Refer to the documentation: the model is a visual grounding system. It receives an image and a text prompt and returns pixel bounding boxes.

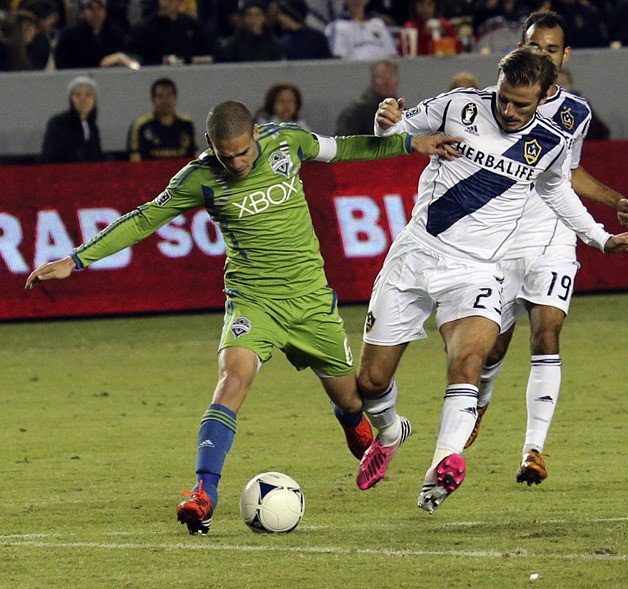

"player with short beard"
[354,48,628,514]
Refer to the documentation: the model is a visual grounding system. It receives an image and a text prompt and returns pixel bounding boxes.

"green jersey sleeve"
[296,129,412,163]
[72,173,204,268]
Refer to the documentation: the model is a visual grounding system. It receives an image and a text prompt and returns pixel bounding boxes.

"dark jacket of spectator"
[127,12,208,65]
[335,87,382,136]
[275,0,332,59]
[41,108,104,163]
[280,23,332,59]
[54,17,125,69]
[214,27,282,62]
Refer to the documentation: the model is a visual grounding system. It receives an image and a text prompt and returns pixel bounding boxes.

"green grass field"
[1,294,626,588]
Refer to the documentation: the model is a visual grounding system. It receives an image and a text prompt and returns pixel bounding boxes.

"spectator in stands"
[213,0,281,63]
[49,0,72,30]
[0,8,37,70]
[542,0,608,49]
[127,77,198,162]
[194,0,239,46]
[325,0,397,60]
[556,67,610,140]
[274,0,332,59]
[21,0,58,69]
[127,0,208,65]
[473,0,531,54]
[608,0,628,47]
[448,69,480,90]
[302,0,344,32]
[335,58,399,135]
[254,80,310,129]
[400,0,462,56]
[41,75,105,163]
[54,0,134,69]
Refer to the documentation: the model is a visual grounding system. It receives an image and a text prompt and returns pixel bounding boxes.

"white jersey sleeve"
[534,156,610,251]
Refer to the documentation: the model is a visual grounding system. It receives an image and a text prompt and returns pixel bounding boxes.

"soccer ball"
[239,471,305,533]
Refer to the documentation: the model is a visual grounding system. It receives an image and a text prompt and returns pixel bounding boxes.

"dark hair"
[498,47,557,99]
[521,10,570,47]
[206,101,254,140]
[262,81,302,117]
[151,77,177,98]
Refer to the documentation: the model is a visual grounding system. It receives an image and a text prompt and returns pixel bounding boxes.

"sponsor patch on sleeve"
[154,190,172,206]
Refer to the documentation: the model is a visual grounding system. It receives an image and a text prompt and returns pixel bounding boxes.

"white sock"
[478,359,504,408]
[429,384,478,473]
[523,355,561,456]
[362,379,400,445]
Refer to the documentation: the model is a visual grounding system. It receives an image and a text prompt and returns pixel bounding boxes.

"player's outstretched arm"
[603,232,628,254]
[25,256,76,290]
[411,135,462,161]
[617,198,628,227]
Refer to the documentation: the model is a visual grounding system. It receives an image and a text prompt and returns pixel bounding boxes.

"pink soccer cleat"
[356,416,412,490]
[418,453,466,514]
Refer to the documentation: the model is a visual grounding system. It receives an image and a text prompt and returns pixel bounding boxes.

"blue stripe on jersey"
[257,125,279,140]
[218,217,249,261]
[426,168,516,236]
[325,286,338,313]
[502,124,562,164]
[75,208,144,254]
[202,184,215,208]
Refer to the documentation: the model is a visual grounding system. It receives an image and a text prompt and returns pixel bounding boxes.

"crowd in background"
[1,0,627,71]
[0,0,618,164]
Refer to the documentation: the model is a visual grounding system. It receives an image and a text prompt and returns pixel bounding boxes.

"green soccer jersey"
[73,123,412,298]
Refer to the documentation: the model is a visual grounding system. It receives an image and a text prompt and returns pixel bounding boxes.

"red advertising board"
[1,141,626,320]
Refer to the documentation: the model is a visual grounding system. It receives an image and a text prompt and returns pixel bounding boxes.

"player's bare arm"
[603,232,628,254]
[375,97,405,130]
[410,135,462,161]
[571,166,627,221]
[25,256,76,290]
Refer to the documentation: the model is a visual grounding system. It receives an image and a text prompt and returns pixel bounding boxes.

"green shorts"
[219,286,354,377]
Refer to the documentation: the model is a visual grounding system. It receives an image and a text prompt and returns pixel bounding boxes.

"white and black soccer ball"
[239,471,304,533]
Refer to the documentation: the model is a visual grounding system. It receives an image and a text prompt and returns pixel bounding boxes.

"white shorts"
[363,238,504,346]
[500,255,580,331]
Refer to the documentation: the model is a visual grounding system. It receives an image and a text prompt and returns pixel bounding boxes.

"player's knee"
[530,328,561,355]
[449,354,484,386]
[336,396,363,414]
[357,368,389,398]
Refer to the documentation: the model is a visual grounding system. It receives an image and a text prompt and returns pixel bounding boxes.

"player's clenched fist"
[376,97,406,130]
[25,256,77,290]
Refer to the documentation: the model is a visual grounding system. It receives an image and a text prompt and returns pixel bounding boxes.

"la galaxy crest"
[559,107,575,130]
[523,139,542,165]
[269,151,291,178]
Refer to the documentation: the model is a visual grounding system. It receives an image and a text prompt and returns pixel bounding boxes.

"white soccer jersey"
[325,18,397,60]
[375,88,609,263]
[504,86,592,259]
